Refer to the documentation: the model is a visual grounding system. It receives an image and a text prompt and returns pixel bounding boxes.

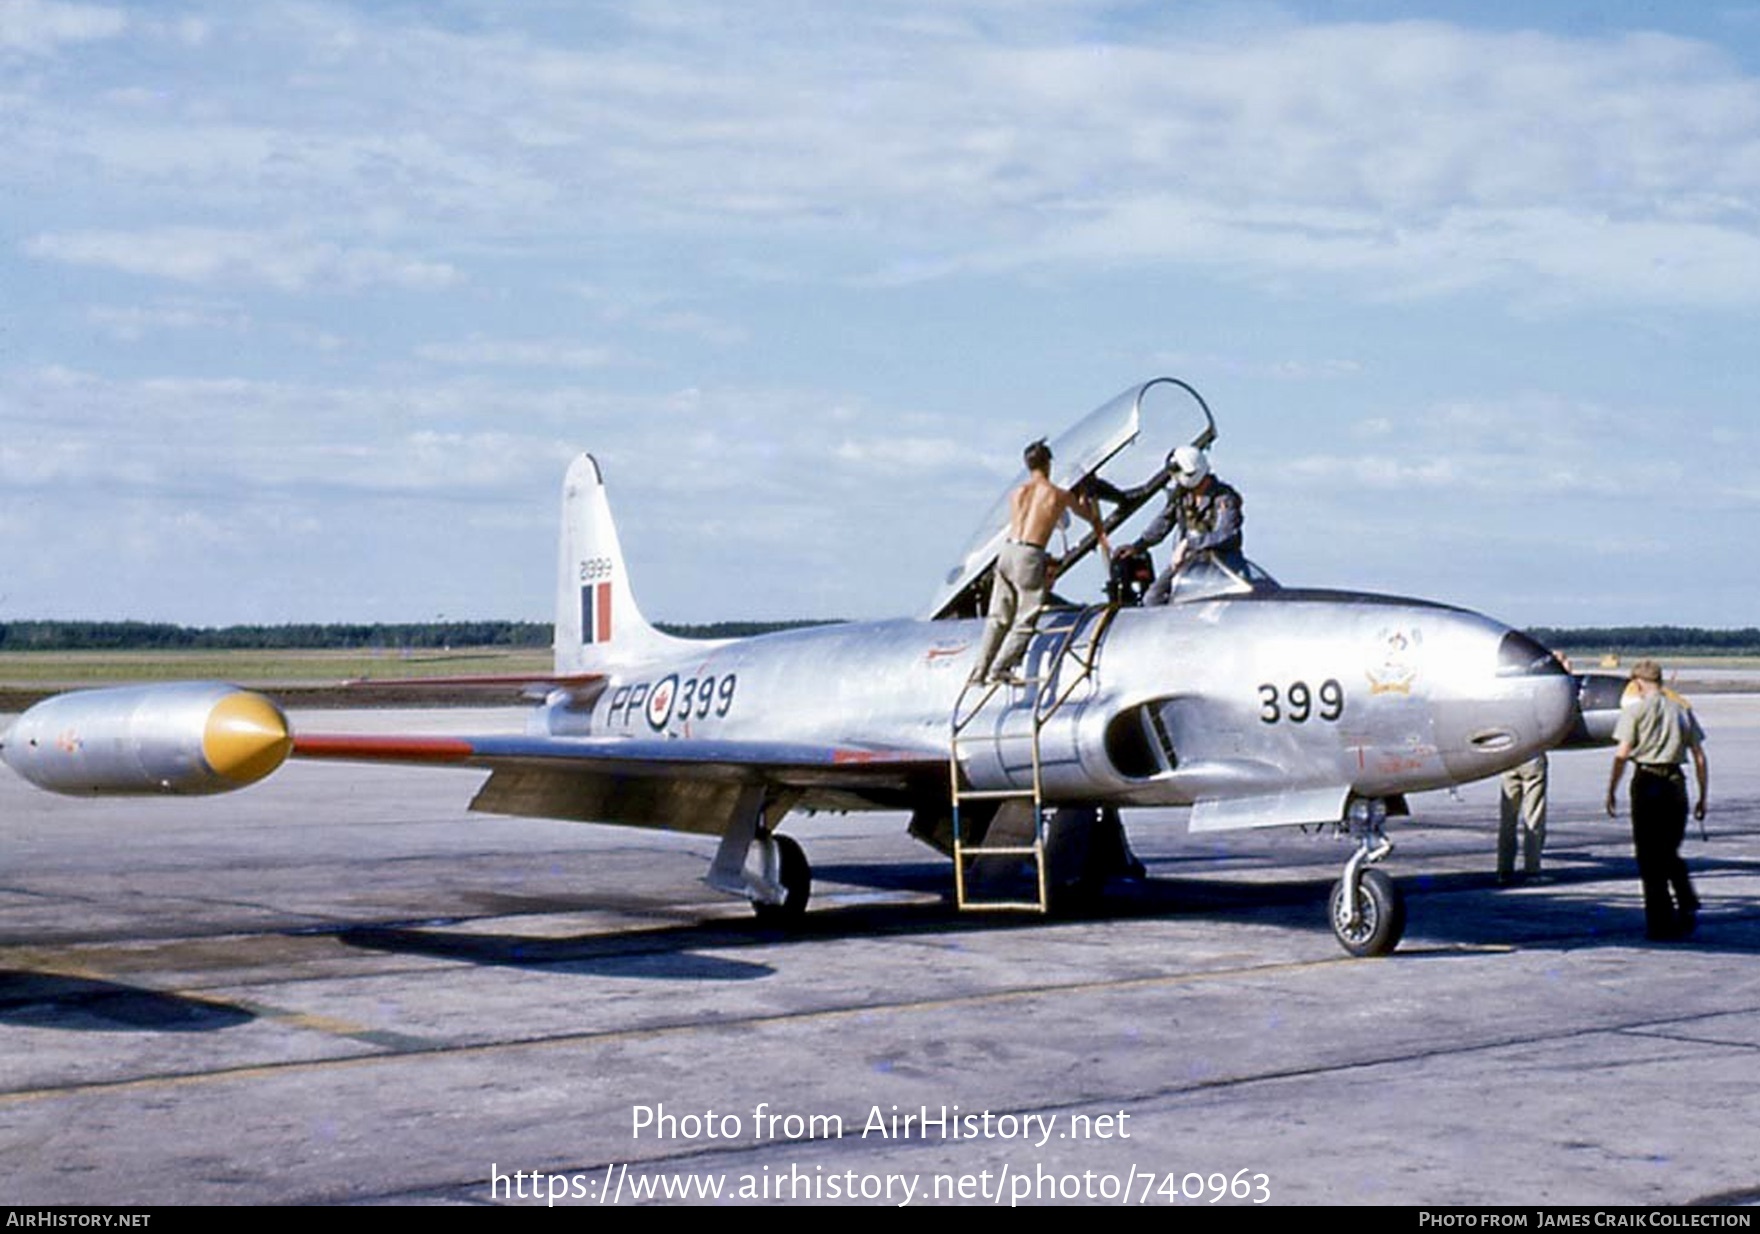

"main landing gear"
[750,832,811,926]
[1328,797,1406,957]
[704,786,812,927]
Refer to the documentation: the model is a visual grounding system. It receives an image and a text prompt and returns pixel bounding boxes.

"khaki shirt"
[1613,691,1705,766]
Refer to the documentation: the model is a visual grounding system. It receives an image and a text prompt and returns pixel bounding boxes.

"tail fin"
[554,454,691,672]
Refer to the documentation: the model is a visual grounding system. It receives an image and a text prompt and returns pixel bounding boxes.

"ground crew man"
[1497,754,1548,883]
[1605,659,1709,940]
[971,440,1109,685]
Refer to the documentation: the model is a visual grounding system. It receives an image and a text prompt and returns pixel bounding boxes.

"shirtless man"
[970,439,1111,685]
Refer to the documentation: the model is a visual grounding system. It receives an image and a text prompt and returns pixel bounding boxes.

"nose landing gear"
[1328,798,1406,957]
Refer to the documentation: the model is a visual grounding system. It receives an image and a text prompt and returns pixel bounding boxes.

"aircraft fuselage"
[566,590,1576,825]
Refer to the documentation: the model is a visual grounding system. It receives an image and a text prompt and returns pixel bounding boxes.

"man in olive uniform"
[1605,659,1709,940]
[1497,754,1548,884]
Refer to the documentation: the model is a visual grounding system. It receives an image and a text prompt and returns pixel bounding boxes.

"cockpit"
[927,377,1280,619]
[1154,553,1280,606]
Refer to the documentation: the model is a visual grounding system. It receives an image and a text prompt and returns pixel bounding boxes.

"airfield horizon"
[2,643,1758,694]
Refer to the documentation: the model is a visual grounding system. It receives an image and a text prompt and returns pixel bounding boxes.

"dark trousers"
[1631,767,1697,937]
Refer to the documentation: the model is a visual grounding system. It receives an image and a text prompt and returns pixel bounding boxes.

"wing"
[0,681,942,838]
[291,731,947,835]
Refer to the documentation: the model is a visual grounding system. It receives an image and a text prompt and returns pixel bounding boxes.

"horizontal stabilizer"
[337,673,607,707]
[343,673,604,690]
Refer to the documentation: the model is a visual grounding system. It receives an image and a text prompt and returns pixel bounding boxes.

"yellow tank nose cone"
[202,691,292,785]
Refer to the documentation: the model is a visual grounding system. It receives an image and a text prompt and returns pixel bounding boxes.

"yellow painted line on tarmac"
[243,1006,378,1038]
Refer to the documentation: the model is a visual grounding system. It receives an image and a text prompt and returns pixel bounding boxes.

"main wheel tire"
[1328,868,1406,957]
[752,833,811,927]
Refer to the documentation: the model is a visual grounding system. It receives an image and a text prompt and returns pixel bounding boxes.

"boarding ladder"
[948,603,1119,910]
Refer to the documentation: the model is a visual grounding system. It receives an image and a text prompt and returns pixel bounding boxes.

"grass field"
[0,646,553,686]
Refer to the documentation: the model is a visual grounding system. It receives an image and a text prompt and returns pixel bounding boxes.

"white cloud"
[832,435,966,472]
[0,0,123,55]
[0,366,991,512]
[11,8,1760,305]
[12,6,1760,354]
[414,337,615,369]
[0,364,1008,621]
[86,299,250,341]
[643,310,746,347]
[1284,453,1462,491]
[568,286,748,346]
[0,437,104,485]
[1151,349,1364,381]
[4,5,1760,625]
[25,227,458,291]
[0,365,571,493]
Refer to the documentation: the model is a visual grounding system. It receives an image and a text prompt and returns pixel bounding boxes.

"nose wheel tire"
[1329,868,1405,957]
[752,833,811,927]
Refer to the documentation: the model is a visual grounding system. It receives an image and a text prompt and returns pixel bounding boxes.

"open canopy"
[925,377,1258,619]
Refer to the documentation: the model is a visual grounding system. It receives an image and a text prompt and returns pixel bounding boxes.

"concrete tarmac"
[2,697,1757,1207]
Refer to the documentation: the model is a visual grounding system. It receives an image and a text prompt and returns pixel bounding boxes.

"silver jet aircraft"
[1,379,1617,956]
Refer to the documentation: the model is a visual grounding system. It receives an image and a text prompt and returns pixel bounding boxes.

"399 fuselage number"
[1258,678,1344,724]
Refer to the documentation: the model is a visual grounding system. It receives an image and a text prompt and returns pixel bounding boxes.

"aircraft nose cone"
[201,691,292,786]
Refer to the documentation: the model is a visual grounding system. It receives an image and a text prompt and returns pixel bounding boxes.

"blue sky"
[2,0,1756,628]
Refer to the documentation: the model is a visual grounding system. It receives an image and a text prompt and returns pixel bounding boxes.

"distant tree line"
[0,619,841,651]
[1528,626,1760,656]
[1,620,1752,655]
[658,620,841,640]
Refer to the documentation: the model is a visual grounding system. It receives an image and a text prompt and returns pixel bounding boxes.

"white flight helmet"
[1168,444,1210,489]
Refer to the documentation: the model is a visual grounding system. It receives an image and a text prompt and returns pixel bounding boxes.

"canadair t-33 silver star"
[1,379,1619,956]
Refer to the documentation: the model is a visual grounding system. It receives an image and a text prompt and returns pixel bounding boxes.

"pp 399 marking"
[605,673,739,732]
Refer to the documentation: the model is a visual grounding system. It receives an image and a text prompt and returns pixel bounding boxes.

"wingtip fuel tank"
[1,683,291,797]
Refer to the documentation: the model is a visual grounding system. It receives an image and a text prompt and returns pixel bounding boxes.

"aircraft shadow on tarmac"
[336,851,1760,973]
[0,970,255,1033]
[8,853,1756,1033]
[1415,850,1760,955]
[336,922,778,980]
[824,852,1760,946]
